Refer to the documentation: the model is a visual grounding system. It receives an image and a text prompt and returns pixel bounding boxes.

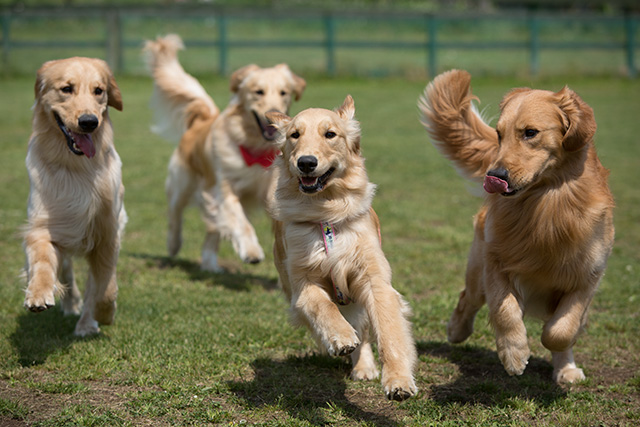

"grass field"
[0,73,639,426]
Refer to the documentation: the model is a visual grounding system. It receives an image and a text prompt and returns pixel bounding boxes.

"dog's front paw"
[554,365,585,384]
[351,364,379,381]
[326,330,360,357]
[383,375,418,401]
[24,287,56,312]
[242,245,264,265]
[498,343,530,376]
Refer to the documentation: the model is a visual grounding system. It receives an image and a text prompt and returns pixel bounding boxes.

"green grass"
[0,74,639,426]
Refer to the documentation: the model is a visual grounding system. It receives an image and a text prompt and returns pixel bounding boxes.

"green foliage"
[0,74,638,425]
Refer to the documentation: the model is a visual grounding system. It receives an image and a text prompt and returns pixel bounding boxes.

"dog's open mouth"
[252,111,278,141]
[299,168,335,194]
[54,113,96,158]
[483,175,519,197]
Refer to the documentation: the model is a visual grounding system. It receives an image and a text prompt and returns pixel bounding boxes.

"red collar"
[239,145,279,168]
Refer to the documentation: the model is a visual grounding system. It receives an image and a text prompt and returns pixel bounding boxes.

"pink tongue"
[483,175,509,194]
[73,133,95,158]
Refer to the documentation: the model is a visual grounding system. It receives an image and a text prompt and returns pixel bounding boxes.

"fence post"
[625,14,637,78]
[426,14,437,78]
[106,9,122,73]
[529,12,540,77]
[218,12,228,75]
[2,12,10,71]
[324,13,336,76]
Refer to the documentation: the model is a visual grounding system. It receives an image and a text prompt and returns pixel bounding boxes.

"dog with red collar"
[144,34,306,272]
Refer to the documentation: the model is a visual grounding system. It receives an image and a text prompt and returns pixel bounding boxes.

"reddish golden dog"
[144,34,305,272]
[267,96,417,400]
[23,57,126,336]
[419,70,614,384]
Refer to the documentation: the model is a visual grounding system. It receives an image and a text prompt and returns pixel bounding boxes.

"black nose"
[297,156,318,174]
[487,167,509,181]
[78,114,99,132]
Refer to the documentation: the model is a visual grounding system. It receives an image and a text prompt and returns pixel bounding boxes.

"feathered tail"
[418,69,498,183]
[143,34,219,143]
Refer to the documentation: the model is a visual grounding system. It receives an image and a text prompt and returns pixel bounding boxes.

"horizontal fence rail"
[1,6,638,78]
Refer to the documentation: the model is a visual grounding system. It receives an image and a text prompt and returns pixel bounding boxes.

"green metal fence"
[1,6,638,78]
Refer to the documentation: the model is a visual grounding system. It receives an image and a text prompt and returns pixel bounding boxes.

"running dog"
[267,96,418,400]
[144,34,306,272]
[419,69,614,384]
[23,57,126,336]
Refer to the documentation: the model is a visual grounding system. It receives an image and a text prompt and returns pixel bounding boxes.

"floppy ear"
[34,60,55,100]
[106,69,123,111]
[265,111,291,129]
[336,95,355,120]
[230,64,260,93]
[274,63,306,101]
[555,86,596,152]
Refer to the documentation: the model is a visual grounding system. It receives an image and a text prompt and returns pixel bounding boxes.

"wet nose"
[297,156,318,174]
[78,114,99,132]
[487,167,509,181]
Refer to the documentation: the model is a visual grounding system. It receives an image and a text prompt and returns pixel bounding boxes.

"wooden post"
[218,12,227,75]
[106,9,122,73]
[324,13,336,76]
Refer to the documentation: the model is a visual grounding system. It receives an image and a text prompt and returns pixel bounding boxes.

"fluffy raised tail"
[418,69,498,182]
[143,34,219,143]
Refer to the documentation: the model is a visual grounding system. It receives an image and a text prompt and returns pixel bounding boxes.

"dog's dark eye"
[280,90,287,96]
[325,131,336,139]
[290,131,300,139]
[94,87,104,96]
[255,89,264,96]
[61,86,73,94]
[524,129,539,139]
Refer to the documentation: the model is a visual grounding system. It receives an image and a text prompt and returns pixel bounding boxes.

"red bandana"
[239,145,279,168]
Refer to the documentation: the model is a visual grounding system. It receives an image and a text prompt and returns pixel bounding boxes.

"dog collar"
[321,222,351,305]
[239,145,279,168]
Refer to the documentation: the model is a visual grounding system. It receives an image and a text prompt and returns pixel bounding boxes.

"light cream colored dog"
[419,69,615,384]
[23,57,126,336]
[144,34,306,272]
[267,96,418,401]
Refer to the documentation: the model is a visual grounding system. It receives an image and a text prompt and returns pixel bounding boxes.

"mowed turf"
[0,74,639,426]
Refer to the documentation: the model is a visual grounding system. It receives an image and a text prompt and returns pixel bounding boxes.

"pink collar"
[239,145,279,168]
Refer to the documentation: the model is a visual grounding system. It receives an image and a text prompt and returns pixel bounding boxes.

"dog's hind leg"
[166,151,197,258]
[59,255,82,316]
[447,235,486,343]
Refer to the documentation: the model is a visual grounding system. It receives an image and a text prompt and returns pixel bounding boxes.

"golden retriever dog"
[419,69,614,384]
[23,57,126,336]
[266,96,418,400]
[144,34,306,272]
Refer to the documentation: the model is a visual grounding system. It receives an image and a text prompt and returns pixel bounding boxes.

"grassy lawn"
[0,73,639,426]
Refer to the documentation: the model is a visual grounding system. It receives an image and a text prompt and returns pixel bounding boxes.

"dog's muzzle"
[54,113,97,158]
[297,155,334,194]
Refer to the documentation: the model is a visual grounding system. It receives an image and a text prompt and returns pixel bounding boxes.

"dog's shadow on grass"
[419,341,567,407]
[127,252,278,292]
[227,355,401,426]
[9,309,104,367]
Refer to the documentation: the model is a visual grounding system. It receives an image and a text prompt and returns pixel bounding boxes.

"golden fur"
[23,57,126,336]
[144,34,306,272]
[419,69,615,384]
[267,96,418,400]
